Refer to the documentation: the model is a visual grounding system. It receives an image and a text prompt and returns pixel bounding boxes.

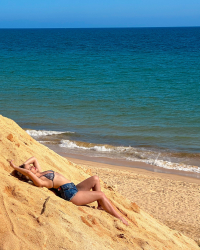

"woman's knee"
[92,175,100,182]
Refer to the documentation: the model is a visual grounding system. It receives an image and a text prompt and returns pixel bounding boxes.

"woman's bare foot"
[119,216,129,226]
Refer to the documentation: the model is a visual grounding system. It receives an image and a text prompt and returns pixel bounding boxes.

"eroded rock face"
[0,115,199,250]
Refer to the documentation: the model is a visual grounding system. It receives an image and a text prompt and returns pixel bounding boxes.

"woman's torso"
[38,171,71,189]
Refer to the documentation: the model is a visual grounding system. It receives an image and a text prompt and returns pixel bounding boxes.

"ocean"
[0,27,200,174]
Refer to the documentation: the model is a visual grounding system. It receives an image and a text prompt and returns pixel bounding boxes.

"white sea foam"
[93,145,112,152]
[59,140,113,152]
[26,129,71,137]
[60,140,80,149]
[148,159,200,173]
[127,157,200,173]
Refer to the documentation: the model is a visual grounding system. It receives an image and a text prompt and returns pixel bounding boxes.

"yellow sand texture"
[0,115,199,250]
[77,161,200,243]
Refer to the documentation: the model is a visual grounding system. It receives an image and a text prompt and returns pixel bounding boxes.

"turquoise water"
[0,28,200,171]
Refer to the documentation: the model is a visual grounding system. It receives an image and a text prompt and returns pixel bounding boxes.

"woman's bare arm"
[23,156,42,172]
[9,160,45,187]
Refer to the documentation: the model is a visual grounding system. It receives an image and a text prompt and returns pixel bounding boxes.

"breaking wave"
[59,139,200,173]
[25,129,200,174]
[26,129,74,137]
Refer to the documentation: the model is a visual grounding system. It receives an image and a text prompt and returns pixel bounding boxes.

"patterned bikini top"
[39,170,55,188]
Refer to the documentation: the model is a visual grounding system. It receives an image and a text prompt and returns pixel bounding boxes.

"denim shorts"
[58,182,78,201]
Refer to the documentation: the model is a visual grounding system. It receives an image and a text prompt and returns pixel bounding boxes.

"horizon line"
[0,26,200,29]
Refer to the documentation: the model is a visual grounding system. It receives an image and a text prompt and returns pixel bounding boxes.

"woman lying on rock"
[8,157,128,225]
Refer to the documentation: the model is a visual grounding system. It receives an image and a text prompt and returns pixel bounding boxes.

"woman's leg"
[71,190,128,225]
[76,175,101,191]
[76,176,102,209]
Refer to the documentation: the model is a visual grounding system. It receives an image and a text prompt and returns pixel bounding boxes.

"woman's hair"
[12,164,29,182]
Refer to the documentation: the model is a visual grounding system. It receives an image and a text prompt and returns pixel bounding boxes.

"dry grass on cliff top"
[0,115,199,250]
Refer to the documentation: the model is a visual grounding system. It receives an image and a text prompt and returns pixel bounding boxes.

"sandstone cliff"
[0,115,199,250]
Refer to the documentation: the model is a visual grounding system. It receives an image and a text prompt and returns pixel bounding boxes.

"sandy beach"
[66,156,200,243]
[1,115,200,249]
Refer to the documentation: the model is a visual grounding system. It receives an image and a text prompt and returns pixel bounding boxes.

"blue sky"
[0,0,200,28]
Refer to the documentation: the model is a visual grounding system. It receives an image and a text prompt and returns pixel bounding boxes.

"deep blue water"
[0,28,200,169]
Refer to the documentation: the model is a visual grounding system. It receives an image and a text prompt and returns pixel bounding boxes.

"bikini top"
[39,170,55,188]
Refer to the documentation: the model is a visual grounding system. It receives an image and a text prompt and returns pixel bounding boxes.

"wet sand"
[66,156,200,243]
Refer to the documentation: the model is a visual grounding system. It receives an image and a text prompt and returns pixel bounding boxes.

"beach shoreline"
[65,155,200,184]
[43,141,200,179]
[29,135,200,177]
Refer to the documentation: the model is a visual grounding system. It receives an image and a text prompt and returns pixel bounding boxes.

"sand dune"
[0,115,199,249]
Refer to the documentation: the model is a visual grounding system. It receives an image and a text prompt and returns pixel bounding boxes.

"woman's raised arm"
[23,156,42,172]
[8,160,45,187]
